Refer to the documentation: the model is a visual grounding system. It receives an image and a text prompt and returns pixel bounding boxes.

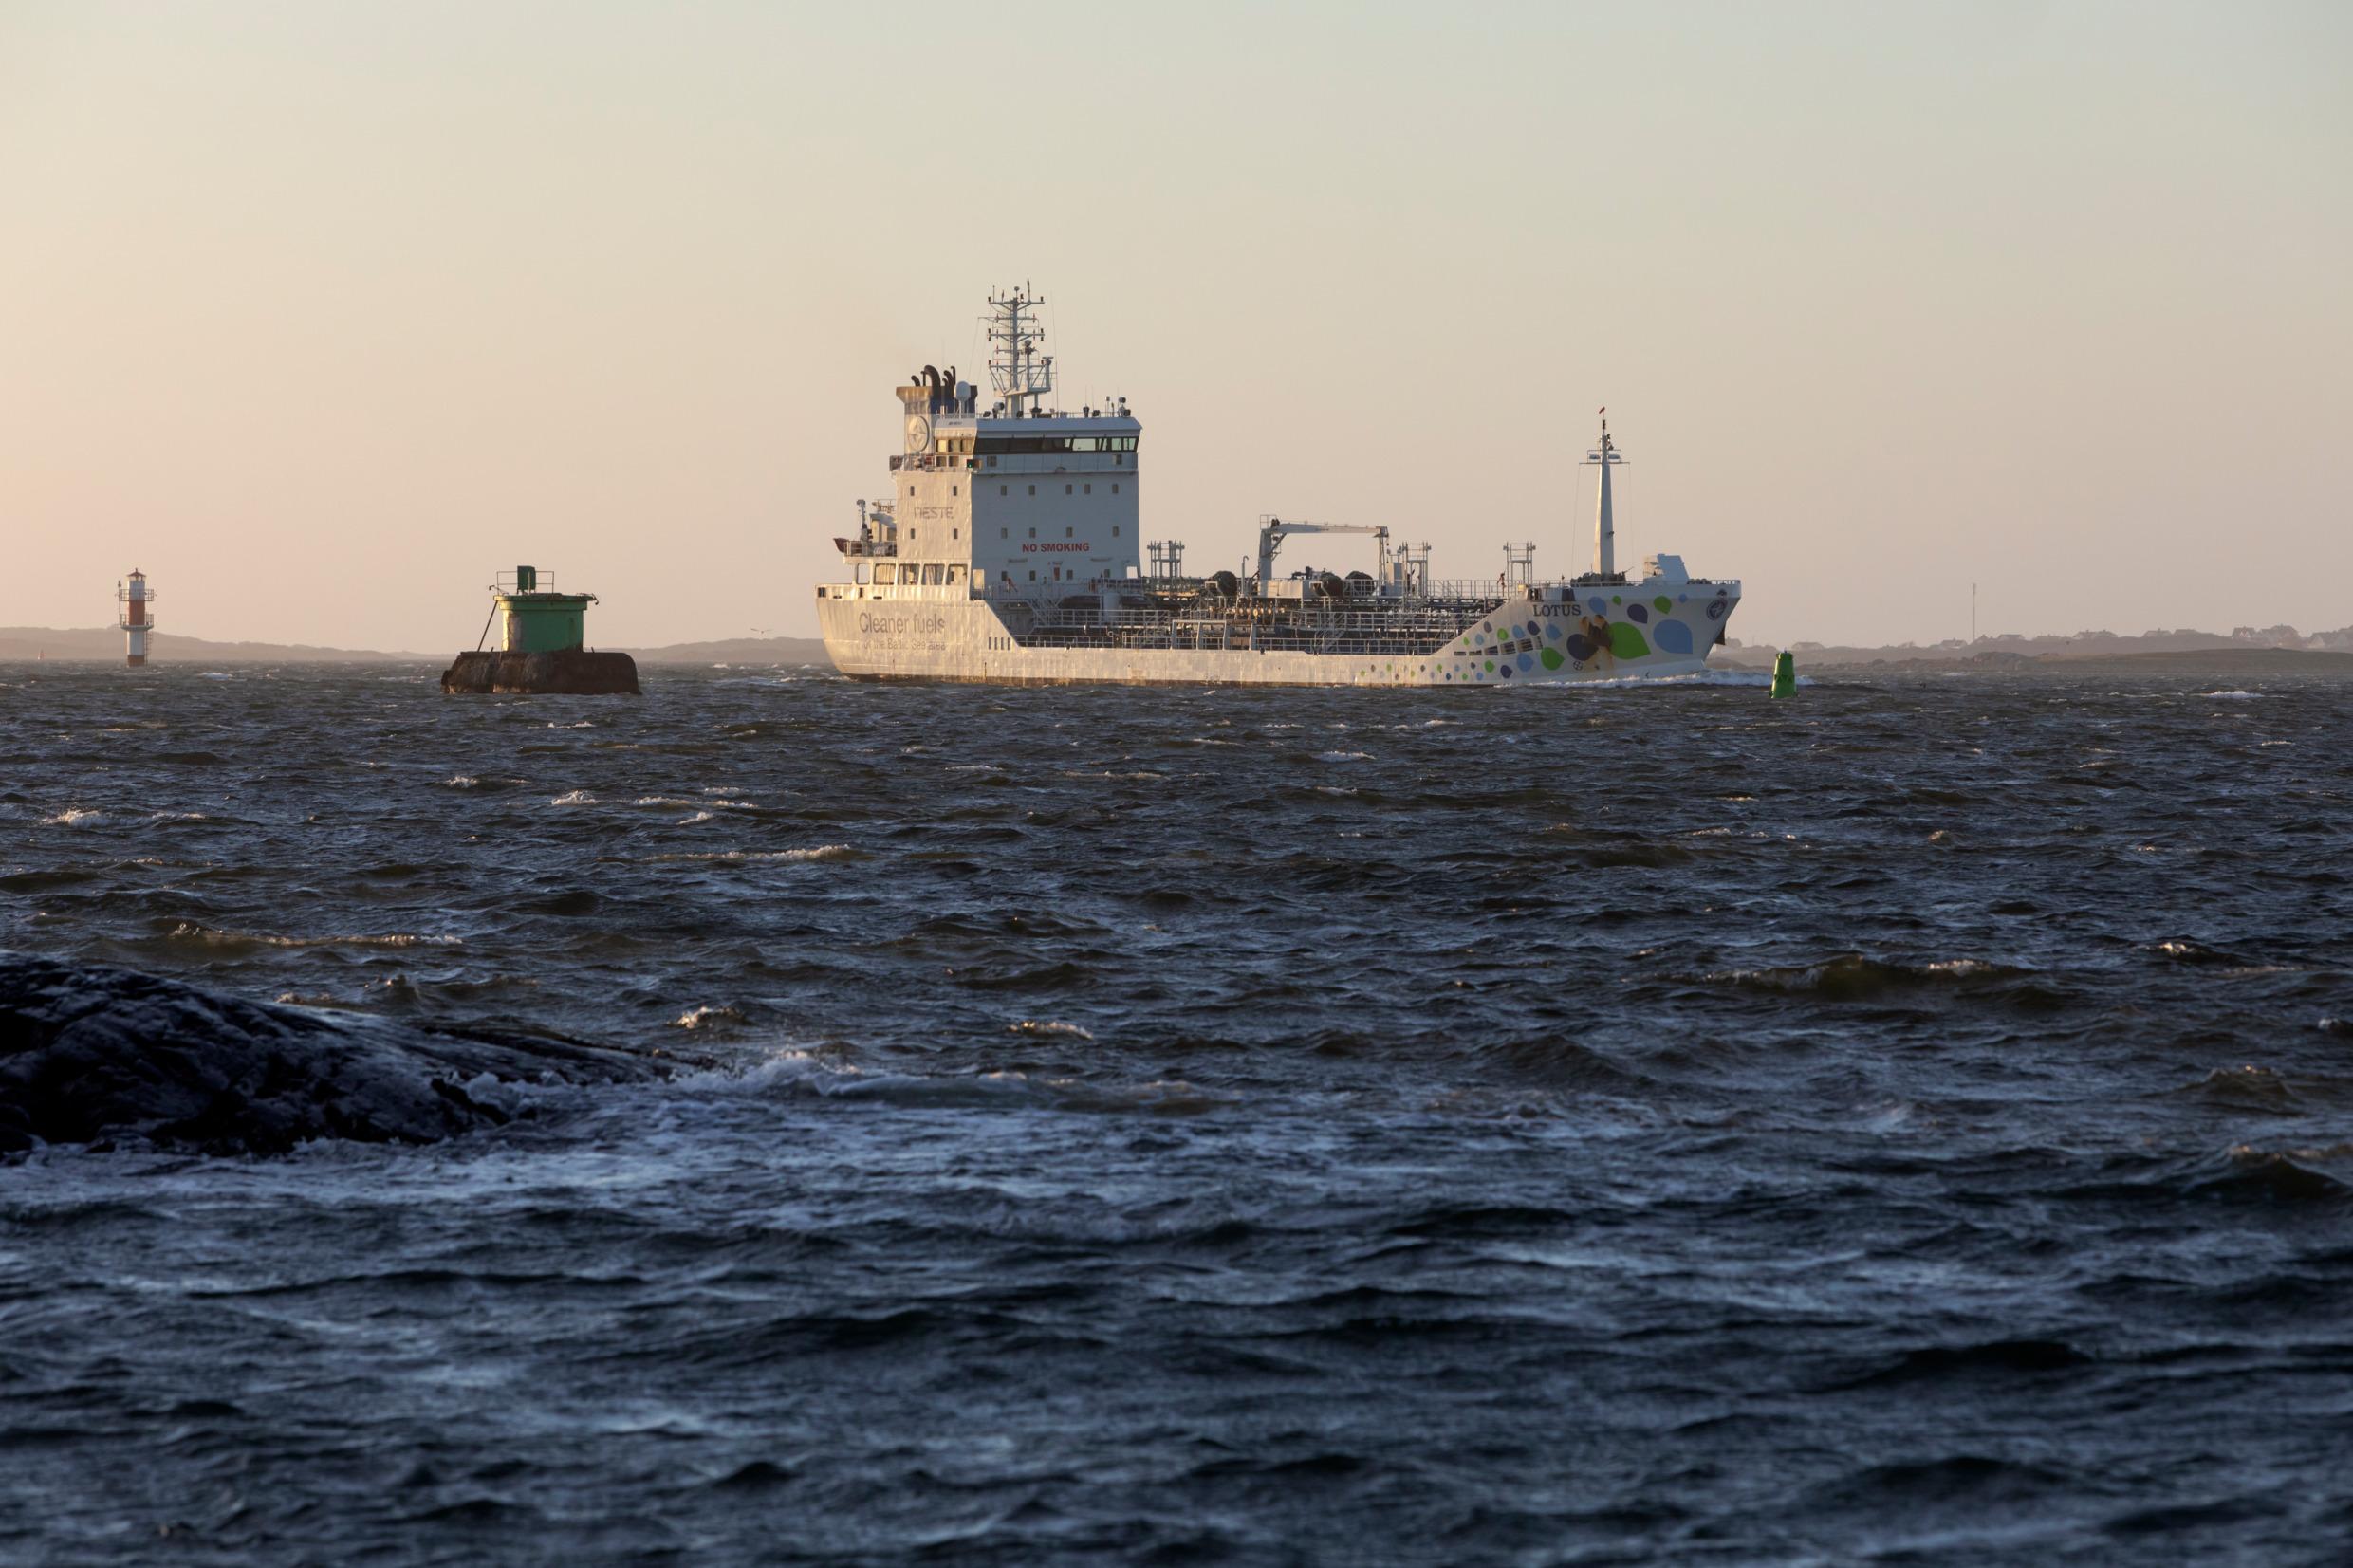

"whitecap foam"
[1499,667,1795,692]
[685,1048,1225,1114]
[170,923,461,949]
[2199,690,2269,700]
[549,790,597,806]
[639,843,859,865]
[1010,1020,1096,1041]
[737,1052,1044,1108]
[42,808,103,826]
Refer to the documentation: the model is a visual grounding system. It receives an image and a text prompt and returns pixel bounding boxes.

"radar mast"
[983,285,1055,415]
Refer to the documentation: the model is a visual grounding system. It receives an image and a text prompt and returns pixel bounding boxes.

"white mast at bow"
[1582,409,1626,578]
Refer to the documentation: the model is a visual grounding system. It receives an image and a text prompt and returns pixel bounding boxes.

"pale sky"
[4,1,2348,652]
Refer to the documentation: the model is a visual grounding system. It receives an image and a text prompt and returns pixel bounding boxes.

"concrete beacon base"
[439,650,640,695]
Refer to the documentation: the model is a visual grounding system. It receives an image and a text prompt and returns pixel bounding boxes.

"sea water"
[3,663,2350,1562]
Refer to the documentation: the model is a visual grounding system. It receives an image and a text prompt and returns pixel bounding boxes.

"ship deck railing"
[1424,579,1530,600]
[997,596,1514,658]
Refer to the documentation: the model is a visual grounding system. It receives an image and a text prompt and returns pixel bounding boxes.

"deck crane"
[1253,517,1391,588]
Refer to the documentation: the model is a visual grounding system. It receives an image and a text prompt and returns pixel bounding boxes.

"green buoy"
[1769,650,1796,699]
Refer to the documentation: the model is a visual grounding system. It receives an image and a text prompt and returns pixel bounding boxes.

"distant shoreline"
[7,627,2348,676]
[1718,643,2353,675]
[0,629,832,666]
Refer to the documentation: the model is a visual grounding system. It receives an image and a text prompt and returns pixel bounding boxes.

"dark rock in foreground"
[440,649,640,694]
[0,952,692,1155]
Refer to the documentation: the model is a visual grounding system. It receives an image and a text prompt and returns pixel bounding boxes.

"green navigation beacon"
[440,564,639,694]
[495,565,596,654]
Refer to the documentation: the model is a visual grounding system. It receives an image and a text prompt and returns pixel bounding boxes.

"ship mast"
[983,284,1055,415]
[1581,408,1626,578]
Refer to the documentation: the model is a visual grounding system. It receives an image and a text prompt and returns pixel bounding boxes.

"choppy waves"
[4,662,2352,1561]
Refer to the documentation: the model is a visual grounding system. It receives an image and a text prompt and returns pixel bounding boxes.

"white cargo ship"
[817,288,1740,685]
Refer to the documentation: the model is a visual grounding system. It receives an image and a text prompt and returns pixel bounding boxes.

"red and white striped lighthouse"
[117,570,155,666]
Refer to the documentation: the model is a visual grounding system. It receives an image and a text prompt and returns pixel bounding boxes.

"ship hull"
[818,584,1739,687]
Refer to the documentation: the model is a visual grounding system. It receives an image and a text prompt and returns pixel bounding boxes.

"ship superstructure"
[817,288,1739,685]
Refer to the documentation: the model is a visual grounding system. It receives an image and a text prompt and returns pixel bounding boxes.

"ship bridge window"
[875,563,898,584]
[974,434,1139,456]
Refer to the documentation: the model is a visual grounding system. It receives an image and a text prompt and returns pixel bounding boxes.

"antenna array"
[983,284,1055,414]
